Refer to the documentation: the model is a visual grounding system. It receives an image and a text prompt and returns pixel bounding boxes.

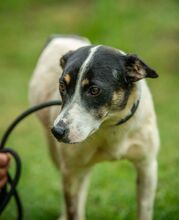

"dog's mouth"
[62,138,79,145]
[52,134,82,145]
[53,128,97,145]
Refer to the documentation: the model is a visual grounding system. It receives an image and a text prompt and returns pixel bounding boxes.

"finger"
[6,153,11,167]
[0,153,10,167]
[0,176,8,188]
[0,168,7,178]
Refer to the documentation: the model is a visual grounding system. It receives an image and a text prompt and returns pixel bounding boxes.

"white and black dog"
[29,35,160,220]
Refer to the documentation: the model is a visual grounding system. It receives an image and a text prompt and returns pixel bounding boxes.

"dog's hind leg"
[134,159,158,220]
[60,168,91,220]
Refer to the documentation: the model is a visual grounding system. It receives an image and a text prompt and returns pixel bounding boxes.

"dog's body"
[29,36,160,220]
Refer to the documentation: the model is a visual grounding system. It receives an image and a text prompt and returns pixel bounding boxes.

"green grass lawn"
[0,0,179,219]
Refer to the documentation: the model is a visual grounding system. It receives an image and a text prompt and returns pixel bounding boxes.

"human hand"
[0,153,10,188]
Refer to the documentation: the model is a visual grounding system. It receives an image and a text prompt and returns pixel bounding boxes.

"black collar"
[115,99,140,126]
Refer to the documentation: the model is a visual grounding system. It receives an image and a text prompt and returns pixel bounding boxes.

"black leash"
[0,100,62,220]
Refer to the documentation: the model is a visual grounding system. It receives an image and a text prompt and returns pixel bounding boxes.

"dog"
[29,35,160,220]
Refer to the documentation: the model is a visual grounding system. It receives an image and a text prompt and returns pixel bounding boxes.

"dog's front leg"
[61,168,91,220]
[134,159,158,220]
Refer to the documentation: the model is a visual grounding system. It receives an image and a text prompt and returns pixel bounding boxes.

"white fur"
[29,37,160,220]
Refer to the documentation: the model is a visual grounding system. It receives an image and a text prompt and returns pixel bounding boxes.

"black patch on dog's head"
[60,46,93,70]
[59,45,158,120]
[60,50,74,69]
[79,46,134,114]
[59,46,93,103]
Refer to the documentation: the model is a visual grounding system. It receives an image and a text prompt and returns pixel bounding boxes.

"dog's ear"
[60,50,74,69]
[124,54,158,82]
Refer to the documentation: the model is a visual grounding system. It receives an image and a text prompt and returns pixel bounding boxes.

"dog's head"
[51,45,158,144]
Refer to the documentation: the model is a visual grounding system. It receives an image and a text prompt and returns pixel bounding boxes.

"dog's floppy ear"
[60,50,74,69]
[124,54,158,82]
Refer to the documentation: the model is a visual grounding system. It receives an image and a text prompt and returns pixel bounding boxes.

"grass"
[0,0,179,219]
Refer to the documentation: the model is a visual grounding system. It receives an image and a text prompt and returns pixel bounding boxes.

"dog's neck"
[114,98,140,126]
[115,82,141,126]
[103,82,141,127]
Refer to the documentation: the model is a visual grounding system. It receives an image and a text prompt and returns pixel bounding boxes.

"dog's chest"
[61,125,129,168]
[88,126,129,163]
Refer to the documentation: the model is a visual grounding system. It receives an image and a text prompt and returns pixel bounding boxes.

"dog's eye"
[59,81,66,94]
[88,86,101,96]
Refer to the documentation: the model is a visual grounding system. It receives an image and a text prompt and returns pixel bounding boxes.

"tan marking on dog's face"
[81,78,89,87]
[97,106,109,119]
[90,105,109,119]
[64,74,71,84]
[112,91,124,106]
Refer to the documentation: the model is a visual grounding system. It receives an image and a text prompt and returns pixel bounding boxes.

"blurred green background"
[0,0,179,219]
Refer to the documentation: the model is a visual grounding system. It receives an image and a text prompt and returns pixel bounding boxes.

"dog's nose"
[51,122,66,140]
